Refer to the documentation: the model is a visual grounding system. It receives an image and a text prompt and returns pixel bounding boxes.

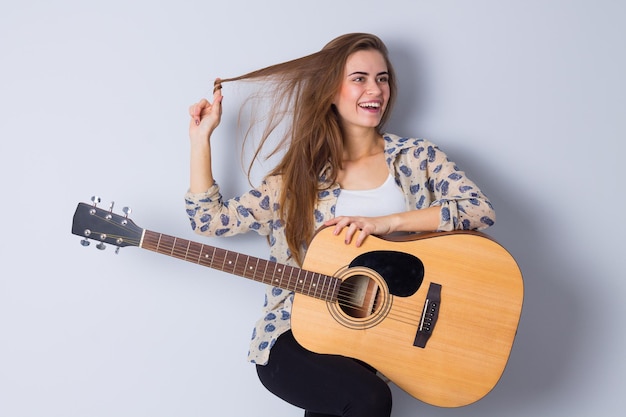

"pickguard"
[349,250,424,297]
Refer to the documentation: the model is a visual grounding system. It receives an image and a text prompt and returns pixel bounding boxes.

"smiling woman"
[184,33,495,416]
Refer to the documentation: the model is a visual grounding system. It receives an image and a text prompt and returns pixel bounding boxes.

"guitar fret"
[222,251,237,274]
[185,240,191,260]
[226,251,233,272]
[170,237,176,256]
[302,270,310,296]
[220,249,227,271]
[271,262,279,286]
[171,237,179,257]
[308,272,315,297]
[210,246,217,268]
[279,264,286,289]
[261,260,269,285]
[195,242,203,264]
[301,270,308,295]
[282,266,290,291]
[289,266,297,293]
[233,253,240,274]
[300,270,307,294]
[234,253,240,275]
[251,258,260,282]
[310,272,318,297]
[241,255,249,277]
[331,276,339,301]
[298,269,304,293]
[320,275,327,299]
[294,268,301,294]
[198,245,206,266]
[313,273,321,298]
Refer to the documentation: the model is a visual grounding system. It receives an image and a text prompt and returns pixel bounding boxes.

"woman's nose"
[366,81,382,95]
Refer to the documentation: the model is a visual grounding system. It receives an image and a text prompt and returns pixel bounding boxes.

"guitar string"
[94,220,423,327]
[142,232,424,327]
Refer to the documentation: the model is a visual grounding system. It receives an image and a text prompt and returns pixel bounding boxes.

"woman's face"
[333,49,390,133]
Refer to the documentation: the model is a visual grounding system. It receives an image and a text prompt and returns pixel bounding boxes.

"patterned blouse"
[184,133,496,365]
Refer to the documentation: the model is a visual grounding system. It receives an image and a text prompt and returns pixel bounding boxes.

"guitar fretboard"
[141,230,340,302]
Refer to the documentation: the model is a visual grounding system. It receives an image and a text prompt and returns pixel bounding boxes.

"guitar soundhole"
[339,274,383,319]
[328,266,392,329]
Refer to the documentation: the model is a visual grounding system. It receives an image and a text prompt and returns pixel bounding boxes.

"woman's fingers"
[324,216,377,247]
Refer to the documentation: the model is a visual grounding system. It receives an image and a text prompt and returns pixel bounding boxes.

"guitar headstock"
[71,197,143,252]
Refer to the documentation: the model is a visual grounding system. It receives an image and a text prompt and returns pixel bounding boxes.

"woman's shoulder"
[383,133,436,154]
[257,174,284,198]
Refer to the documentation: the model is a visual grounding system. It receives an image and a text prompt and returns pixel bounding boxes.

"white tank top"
[335,174,407,217]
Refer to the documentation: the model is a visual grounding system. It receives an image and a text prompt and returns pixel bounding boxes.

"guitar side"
[291,228,523,408]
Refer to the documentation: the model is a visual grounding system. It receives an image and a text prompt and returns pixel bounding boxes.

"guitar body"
[292,227,523,408]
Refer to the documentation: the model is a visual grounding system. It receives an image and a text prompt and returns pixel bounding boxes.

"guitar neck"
[140,230,340,302]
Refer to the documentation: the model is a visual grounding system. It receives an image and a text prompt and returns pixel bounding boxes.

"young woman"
[185,33,495,417]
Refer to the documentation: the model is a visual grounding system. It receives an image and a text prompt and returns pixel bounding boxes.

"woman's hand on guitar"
[324,216,393,247]
[189,78,223,144]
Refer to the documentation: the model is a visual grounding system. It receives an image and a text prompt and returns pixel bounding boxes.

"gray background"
[1,0,624,416]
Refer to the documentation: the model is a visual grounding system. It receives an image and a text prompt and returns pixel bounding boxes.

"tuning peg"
[115,247,121,255]
[120,206,132,225]
[91,196,101,207]
[96,242,106,250]
[104,201,116,220]
[80,238,91,247]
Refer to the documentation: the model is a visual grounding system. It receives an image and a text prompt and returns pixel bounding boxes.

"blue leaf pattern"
[481,216,495,227]
[441,206,450,222]
[259,196,270,210]
[237,205,251,218]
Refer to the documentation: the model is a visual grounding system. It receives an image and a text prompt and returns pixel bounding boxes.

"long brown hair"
[220,33,397,264]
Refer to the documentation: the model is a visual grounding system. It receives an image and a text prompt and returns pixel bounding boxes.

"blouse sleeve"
[184,177,281,238]
[402,140,496,231]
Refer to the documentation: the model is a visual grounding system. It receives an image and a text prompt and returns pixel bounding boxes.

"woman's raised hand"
[188,78,223,144]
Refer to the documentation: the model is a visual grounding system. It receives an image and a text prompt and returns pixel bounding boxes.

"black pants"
[256,330,392,417]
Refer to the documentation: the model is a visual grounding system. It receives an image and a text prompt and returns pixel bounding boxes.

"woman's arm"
[188,80,223,193]
[325,207,441,247]
[325,139,495,247]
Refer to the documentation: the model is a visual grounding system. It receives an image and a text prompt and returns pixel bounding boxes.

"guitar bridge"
[413,283,442,348]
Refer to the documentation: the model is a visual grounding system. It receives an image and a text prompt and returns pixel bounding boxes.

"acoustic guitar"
[71,199,523,408]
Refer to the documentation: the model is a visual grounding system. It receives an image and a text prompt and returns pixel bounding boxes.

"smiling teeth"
[360,102,380,108]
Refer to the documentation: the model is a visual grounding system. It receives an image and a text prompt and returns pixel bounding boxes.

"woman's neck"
[342,129,384,162]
